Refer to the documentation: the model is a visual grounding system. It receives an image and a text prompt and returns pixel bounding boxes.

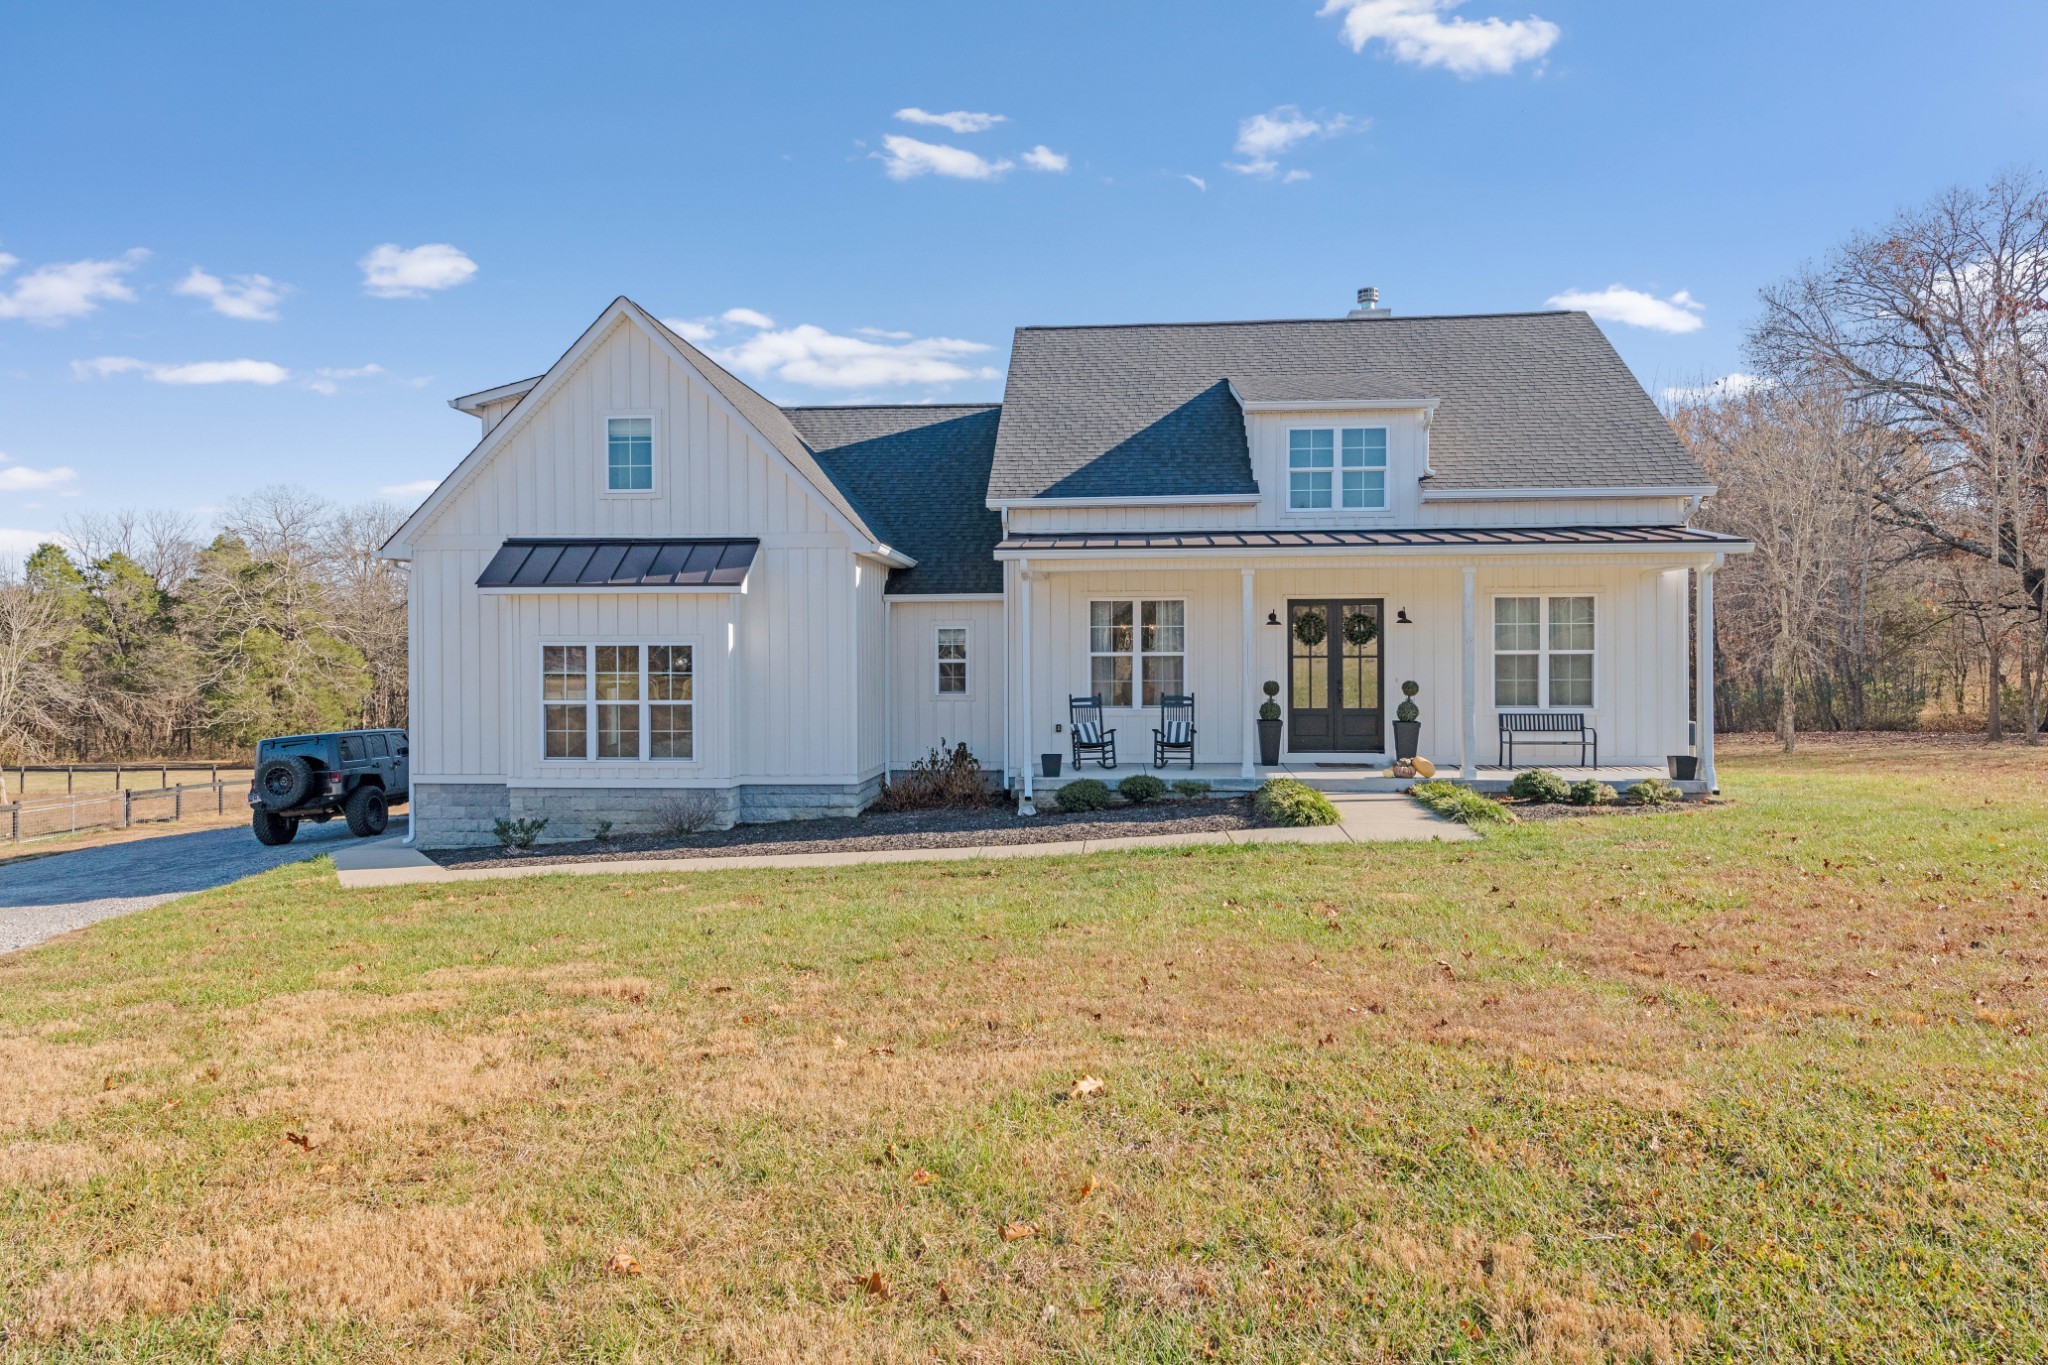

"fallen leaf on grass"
[860,1270,890,1299]
[284,1131,315,1152]
[910,1168,934,1186]
[1076,1174,1099,1201]
[1069,1075,1105,1099]
[608,1251,643,1276]
[1001,1221,1038,1242]
[869,1046,895,1057]
[1687,1231,1711,1253]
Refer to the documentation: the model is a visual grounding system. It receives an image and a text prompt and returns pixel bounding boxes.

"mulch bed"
[429,796,1276,870]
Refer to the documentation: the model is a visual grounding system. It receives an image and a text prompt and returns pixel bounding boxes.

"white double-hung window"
[1088,599,1185,707]
[1288,427,1387,511]
[606,416,654,492]
[543,644,694,760]
[1493,596,1595,708]
[936,626,968,695]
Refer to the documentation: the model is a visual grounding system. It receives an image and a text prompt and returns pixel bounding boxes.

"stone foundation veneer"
[409,777,883,848]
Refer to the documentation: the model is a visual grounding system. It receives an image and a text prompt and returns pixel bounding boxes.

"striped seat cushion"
[1074,721,1102,745]
[1160,720,1192,745]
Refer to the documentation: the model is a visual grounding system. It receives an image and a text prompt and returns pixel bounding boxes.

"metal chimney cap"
[1356,286,1379,307]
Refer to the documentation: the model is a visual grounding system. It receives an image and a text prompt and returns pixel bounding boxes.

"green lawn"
[1,736,2043,1361]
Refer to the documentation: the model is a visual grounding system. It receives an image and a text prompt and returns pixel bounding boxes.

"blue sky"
[3,0,2046,560]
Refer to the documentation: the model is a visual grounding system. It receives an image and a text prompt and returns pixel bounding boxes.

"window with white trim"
[543,644,694,760]
[1493,596,1594,708]
[1088,599,1184,707]
[606,416,653,491]
[1288,426,1387,510]
[936,626,968,695]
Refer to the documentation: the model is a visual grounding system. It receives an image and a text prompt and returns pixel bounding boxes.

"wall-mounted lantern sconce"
[1265,611,1282,626]
[1395,609,1413,624]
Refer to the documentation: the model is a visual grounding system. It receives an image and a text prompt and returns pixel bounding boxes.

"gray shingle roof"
[784,405,1003,595]
[988,311,1707,499]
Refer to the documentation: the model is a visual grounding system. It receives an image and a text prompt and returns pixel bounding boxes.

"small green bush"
[1507,769,1573,803]
[1569,779,1618,807]
[1118,774,1167,804]
[1629,776,1685,806]
[1172,779,1213,799]
[1410,780,1516,829]
[590,819,615,843]
[493,817,548,851]
[1055,778,1114,813]
[1253,778,1341,827]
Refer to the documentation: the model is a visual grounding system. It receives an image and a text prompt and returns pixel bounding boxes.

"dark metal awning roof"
[997,525,1750,554]
[476,538,759,590]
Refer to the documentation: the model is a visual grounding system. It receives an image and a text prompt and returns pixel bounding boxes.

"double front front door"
[1287,599,1384,753]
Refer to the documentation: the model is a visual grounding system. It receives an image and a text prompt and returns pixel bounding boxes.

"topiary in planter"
[1253,778,1341,827]
[1568,779,1618,807]
[1506,769,1573,804]
[1118,774,1167,804]
[1396,679,1420,725]
[1259,679,1282,723]
[1054,778,1114,813]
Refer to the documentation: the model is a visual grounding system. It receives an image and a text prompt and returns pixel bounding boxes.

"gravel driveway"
[0,819,371,954]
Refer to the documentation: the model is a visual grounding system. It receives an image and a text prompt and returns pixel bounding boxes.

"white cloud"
[0,453,78,494]
[1181,174,1208,192]
[358,242,477,298]
[1547,285,1705,334]
[721,306,775,329]
[75,356,293,385]
[380,478,440,499]
[1662,373,1762,404]
[662,316,718,342]
[1226,106,1365,177]
[893,107,1006,134]
[710,321,999,390]
[173,267,285,321]
[0,527,60,569]
[309,363,386,395]
[1021,145,1069,173]
[0,248,148,325]
[876,135,1013,182]
[1319,0,1559,76]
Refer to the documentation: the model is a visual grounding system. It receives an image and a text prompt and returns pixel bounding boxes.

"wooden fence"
[4,780,240,844]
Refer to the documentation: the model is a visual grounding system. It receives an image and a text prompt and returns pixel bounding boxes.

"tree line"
[0,488,407,763]
[1672,170,2048,750]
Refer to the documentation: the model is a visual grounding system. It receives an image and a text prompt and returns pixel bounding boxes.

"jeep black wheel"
[255,757,314,810]
[343,784,388,837]
[252,809,299,846]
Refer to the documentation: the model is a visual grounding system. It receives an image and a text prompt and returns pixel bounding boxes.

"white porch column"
[1460,565,1478,779]
[1018,558,1036,810]
[1697,560,1719,794]
[1240,568,1257,777]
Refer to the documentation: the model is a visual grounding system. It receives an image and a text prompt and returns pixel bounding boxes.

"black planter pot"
[1041,753,1063,778]
[1392,720,1421,760]
[1667,754,1698,781]
[1256,717,1283,767]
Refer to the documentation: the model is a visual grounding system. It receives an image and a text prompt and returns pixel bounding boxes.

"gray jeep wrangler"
[248,729,409,845]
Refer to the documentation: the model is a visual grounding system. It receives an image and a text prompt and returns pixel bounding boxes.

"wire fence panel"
[4,781,236,843]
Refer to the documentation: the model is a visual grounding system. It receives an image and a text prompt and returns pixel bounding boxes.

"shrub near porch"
[0,736,2043,1360]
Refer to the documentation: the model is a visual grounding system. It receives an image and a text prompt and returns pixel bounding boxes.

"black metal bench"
[1498,712,1598,767]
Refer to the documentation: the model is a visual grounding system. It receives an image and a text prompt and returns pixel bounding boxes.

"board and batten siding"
[408,315,883,791]
[887,599,1007,773]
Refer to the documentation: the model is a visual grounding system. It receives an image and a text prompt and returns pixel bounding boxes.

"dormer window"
[1288,427,1386,510]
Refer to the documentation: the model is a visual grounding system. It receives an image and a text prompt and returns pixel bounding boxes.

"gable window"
[606,416,654,491]
[543,643,694,760]
[1089,599,1184,707]
[1288,427,1387,510]
[1493,596,1595,709]
[936,626,968,695]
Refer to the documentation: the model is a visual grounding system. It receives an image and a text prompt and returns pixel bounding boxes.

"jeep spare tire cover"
[256,756,314,809]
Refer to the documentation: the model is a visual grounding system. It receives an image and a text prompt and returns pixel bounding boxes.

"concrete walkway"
[331,794,1471,889]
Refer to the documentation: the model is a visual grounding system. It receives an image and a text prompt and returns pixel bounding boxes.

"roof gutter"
[1420,485,1717,502]
[985,493,1262,511]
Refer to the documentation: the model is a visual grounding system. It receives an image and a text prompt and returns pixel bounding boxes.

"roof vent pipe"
[1348,286,1391,319]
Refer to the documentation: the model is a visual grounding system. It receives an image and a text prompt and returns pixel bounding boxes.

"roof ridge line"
[1012,311,1581,333]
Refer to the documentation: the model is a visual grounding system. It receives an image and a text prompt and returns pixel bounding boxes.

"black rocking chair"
[1153,693,1196,768]
[1069,694,1118,770]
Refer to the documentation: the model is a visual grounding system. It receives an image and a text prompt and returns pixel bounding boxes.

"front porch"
[1031,759,1706,797]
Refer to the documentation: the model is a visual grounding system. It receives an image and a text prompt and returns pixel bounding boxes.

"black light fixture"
[1395,609,1413,624]
[1265,611,1282,626]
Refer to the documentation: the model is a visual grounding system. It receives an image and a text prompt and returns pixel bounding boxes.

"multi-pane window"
[1493,596,1595,709]
[1088,599,1185,707]
[542,644,694,760]
[606,416,653,491]
[1288,427,1387,510]
[936,626,968,695]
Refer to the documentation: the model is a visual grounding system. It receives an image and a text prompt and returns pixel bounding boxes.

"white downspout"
[1698,558,1720,794]
[1460,565,1478,780]
[1018,556,1035,814]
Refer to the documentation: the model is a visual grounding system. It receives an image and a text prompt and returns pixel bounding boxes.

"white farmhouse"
[382,293,1749,845]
